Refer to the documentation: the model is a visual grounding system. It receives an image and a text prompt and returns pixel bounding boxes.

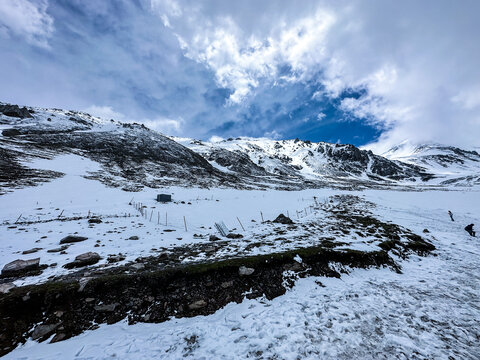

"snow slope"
[5,189,480,359]
[382,141,480,186]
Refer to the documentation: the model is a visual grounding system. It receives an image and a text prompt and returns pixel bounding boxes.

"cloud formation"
[1,0,480,151]
[152,0,480,150]
[0,0,54,48]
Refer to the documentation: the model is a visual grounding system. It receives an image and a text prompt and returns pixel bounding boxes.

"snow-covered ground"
[2,154,407,286]
[2,158,480,358]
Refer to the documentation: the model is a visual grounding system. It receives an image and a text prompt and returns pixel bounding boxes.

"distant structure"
[156,194,172,202]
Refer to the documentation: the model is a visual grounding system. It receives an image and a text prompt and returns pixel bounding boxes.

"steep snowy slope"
[175,137,433,184]
[0,103,240,194]
[382,141,480,186]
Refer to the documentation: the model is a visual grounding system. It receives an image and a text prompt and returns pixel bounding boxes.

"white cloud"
[208,135,224,143]
[0,0,54,48]
[150,0,480,149]
[85,105,183,135]
[264,130,282,139]
[84,105,126,121]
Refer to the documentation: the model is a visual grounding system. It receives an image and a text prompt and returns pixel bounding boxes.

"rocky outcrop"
[0,104,32,119]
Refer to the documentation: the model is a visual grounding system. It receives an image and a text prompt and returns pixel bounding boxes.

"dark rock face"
[273,214,294,224]
[1,258,40,277]
[2,128,21,137]
[207,148,268,176]
[63,252,101,269]
[60,235,88,244]
[0,104,32,118]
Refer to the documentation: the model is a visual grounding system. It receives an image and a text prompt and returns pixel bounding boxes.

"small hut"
[156,194,172,202]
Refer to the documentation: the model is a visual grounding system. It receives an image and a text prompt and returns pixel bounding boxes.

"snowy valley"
[0,103,479,359]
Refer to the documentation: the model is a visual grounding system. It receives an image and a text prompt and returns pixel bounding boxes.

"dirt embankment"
[0,233,438,357]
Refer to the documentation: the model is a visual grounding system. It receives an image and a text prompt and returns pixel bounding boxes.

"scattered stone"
[0,282,16,294]
[423,229,430,233]
[188,300,207,310]
[32,323,59,340]
[85,297,95,303]
[1,258,40,277]
[131,263,145,270]
[50,333,66,343]
[88,218,102,224]
[78,277,91,292]
[128,236,139,240]
[63,252,100,269]
[94,303,117,312]
[60,235,88,244]
[226,233,243,239]
[164,229,176,232]
[209,235,221,241]
[220,281,233,289]
[273,214,294,224]
[238,266,255,276]
[107,254,125,263]
[22,248,42,255]
[54,311,64,318]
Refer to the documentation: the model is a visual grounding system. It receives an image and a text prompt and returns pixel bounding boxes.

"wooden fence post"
[237,217,245,231]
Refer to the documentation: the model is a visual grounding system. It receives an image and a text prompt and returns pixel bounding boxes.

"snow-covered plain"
[2,152,480,359]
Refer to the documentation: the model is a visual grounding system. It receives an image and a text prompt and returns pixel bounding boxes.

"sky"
[1,0,479,152]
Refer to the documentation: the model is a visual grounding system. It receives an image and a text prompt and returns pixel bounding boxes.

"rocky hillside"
[3,101,480,193]
[175,137,434,184]
[0,103,243,194]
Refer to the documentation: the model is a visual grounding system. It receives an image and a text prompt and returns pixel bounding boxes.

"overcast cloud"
[1,0,479,151]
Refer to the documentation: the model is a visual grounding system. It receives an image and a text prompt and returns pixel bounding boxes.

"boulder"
[88,218,102,224]
[209,235,221,241]
[63,252,100,269]
[128,236,139,240]
[226,233,243,239]
[22,247,42,255]
[32,323,59,340]
[47,245,69,253]
[188,300,207,310]
[238,266,255,276]
[1,258,40,277]
[60,235,88,244]
[0,282,16,294]
[273,214,294,224]
[94,303,117,312]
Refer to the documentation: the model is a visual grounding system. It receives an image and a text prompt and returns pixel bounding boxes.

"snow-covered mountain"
[1,101,479,194]
[174,137,434,185]
[382,141,480,186]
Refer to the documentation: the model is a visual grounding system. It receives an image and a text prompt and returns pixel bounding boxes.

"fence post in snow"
[237,217,245,231]
[157,212,160,225]
[150,210,153,222]
[15,214,22,224]
[183,216,187,232]
[58,210,64,218]
[260,211,264,223]
[287,210,289,218]
[165,212,167,226]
